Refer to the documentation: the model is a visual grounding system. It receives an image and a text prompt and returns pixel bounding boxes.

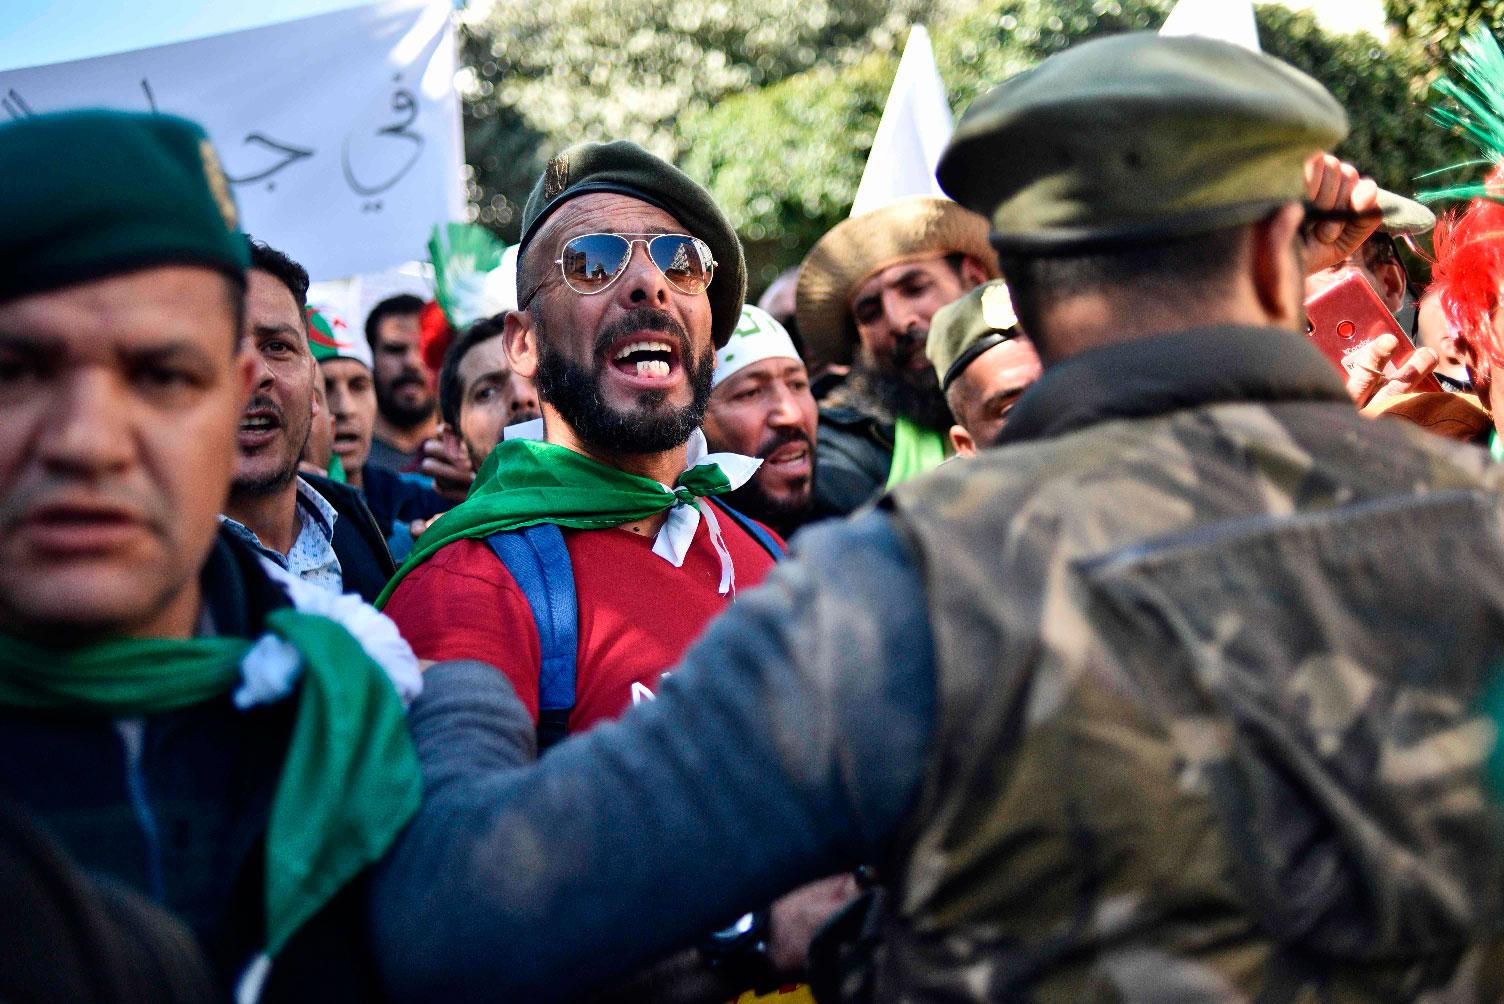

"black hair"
[365,293,425,348]
[438,314,507,429]
[997,225,1249,349]
[244,236,309,310]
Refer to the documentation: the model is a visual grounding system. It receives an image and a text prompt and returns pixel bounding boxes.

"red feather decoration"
[418,299,454,375]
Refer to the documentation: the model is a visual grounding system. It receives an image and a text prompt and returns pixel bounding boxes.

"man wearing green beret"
[381,140,783,735]
[372,34,1504,1001]
[0,109,425,1000]
[923,279,1042,455]
[796,196,999,517]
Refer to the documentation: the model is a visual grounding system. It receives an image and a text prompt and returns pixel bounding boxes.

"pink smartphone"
[1304,271,1442,393]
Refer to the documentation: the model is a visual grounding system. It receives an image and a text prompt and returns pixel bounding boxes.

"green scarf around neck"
[0,608,420,956]
[375,437,738,608]
[885,415,951,490]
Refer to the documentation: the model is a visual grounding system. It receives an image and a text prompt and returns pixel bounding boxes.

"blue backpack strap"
[709,498,785,560]
[485,523,577,752]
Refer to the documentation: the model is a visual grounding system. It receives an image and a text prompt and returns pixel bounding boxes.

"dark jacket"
[302,471,396,603]
[812,406,893,519]
[0,531,386,1002]
[360,464,455,563]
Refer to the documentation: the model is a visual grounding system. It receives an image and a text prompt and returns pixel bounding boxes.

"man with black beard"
[796,196,999,517]
[702,304,819,537]
[364,293,436,474]
[221,239,395,601]
[381,141,782,736]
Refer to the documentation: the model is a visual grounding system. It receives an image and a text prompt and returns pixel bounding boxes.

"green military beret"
[926,279,1020,392]
[0,109,247,303]
[937,32,1348,252]
[517,140,746,347]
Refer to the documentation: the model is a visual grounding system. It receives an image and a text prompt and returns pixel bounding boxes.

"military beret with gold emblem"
[926,279,1021,392]
[517,140,746,347]
[937,32,1348,252]
[0,109,248,303]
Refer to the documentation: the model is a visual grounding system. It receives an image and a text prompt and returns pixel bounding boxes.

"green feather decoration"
[1420,25,1504,203]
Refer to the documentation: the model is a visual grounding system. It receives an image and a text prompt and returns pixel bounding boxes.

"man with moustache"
[364,293,436,474]
[702,304,819,537]
[796,196,999,517]
[381,141,782,740]
[0,109,421,1000]
[221,242,395,602]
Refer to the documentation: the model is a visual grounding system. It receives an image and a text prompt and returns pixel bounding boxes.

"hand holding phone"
[1304,271,1441,400]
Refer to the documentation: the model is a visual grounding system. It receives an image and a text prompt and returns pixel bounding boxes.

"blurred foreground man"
[373,35,1504,1002]
[923,279,1041,455]
[0,110,421,1001]
[702,305,819,537]
[797,196,999,516]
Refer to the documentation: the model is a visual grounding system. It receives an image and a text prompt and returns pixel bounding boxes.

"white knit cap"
[713,304,802,388]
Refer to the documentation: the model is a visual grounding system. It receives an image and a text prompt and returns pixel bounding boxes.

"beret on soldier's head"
[937,32,1348,252]
[0,109,248,303]
[926,279,1020,392]
[517,140,746,347]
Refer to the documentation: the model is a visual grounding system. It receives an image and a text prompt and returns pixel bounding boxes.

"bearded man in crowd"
[795,196,998,515]
[701,305,819,537]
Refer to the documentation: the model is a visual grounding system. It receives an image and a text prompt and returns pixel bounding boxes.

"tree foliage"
[458,0,943,239]
[461,0,1477,290]
[1385,0,1504,61]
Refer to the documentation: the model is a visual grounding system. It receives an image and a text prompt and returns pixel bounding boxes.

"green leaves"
[461,0,1471,291]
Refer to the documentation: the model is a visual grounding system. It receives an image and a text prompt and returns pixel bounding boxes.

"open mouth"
[238,408,283,447]
[764,439,811,475]
[609,337,680,382]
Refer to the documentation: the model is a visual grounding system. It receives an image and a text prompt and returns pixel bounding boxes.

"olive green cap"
[517,140,746,347]
[1377,188,1435,236]
[936,32,1348,252]
[926,280,1021,392]
[0,109,247,303]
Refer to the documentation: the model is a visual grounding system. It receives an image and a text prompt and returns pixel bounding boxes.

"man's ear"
[1250,203,1306,327]
[504,309,539,380]
[1377,262,1408,315]
[959,255,992,290]
[949,423,976,458]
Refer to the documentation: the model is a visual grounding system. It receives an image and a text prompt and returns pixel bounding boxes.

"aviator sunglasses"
[523,233,718,306]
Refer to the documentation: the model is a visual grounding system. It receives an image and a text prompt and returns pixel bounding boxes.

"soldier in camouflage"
[371,32,1504,1002]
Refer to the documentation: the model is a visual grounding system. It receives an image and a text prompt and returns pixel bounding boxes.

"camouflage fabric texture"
[881,392,1504,1002]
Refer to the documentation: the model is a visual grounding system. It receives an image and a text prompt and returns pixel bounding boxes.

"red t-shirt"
[385,515,780,731]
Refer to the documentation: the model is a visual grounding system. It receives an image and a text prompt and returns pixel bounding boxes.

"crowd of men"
[8,24,1504,1004]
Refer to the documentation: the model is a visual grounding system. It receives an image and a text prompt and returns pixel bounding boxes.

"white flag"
[0,0,465,281]
[850,25,954,218]
[1161,0,1261,52]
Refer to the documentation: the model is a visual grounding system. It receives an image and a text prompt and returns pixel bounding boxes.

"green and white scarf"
[0,608,421,957]
[377,425,760,607]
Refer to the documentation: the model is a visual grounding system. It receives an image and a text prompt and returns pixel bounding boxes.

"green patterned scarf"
[0,609,421,955]
[376,437,752,607]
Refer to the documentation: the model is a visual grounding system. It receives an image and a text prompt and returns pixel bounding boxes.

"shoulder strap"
[709,498,785,560]
[485,523,577,752]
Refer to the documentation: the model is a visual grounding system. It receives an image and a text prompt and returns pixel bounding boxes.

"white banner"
[0,0,464,281]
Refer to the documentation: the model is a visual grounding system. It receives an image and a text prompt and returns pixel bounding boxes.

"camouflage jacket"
[878,325,1504,1002]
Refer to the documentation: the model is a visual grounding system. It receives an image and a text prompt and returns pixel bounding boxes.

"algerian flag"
[850,24,954,217]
